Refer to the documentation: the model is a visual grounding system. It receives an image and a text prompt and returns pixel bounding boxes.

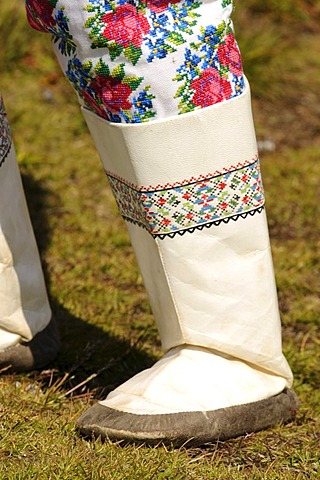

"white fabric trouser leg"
[81,80,293,414]
[0,95,51,350]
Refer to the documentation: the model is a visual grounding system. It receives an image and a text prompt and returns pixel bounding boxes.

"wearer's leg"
[0,93,59,371]
[25,0,298,443]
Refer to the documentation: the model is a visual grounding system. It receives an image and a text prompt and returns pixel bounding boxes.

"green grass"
[0,2,319,478]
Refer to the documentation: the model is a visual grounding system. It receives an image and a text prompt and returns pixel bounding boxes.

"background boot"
[0,94,59,372]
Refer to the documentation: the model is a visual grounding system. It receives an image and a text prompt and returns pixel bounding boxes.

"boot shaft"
[82,82,292,383]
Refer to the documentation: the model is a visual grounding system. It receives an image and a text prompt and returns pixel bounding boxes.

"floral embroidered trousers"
[25,0,244,123]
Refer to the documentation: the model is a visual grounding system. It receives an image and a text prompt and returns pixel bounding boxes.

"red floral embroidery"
[81,91,109,120]
[147,0,180,14]
[102,5,150,49]
[191,68,232,107]
[92,74,133,113]
[25,0,55,32]
[217,34,243,77]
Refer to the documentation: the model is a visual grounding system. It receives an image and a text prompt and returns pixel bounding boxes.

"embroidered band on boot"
[76,81,298,445]
[0,95,60,371]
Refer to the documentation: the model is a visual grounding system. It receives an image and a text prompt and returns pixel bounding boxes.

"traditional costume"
[23,0,298,444]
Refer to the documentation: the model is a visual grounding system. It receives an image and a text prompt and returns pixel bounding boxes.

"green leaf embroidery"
[95,59,110,77]
[124,45,143,66]
[167,32,185,46]
[110,64,126,81]
[122,76,143,90]
[109,43,124,61]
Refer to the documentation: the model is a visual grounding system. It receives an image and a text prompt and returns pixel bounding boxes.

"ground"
[0,1,319,478]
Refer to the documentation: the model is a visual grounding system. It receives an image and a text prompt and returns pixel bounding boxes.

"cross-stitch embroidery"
[25,1,245,122]
[106,157,265,238]
[0,96,12,166]
[26,0,76,55]
[174,22,244,113]
[66,59,156,122]
[84,0,201,65]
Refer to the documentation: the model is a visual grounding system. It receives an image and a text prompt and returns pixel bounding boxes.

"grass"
[0,1,319,478]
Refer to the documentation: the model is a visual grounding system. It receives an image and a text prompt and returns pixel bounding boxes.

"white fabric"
[0,329,20,351]
[128,212,292,381]
[0,119,51,348]
[101,345,287,414]
[81,79,256,185]
[82,83,293,414]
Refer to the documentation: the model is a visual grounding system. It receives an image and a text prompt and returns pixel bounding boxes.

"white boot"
[0,94,59,371]
[77,81,298,445]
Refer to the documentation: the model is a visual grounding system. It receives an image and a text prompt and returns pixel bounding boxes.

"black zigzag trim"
[122,206,265,240]
[0,140,12,167]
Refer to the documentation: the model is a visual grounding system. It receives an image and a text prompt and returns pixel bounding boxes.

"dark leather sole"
[76,388,299,447]
[0,318,60,373]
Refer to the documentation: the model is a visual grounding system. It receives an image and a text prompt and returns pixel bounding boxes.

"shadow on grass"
[21,172,155,400]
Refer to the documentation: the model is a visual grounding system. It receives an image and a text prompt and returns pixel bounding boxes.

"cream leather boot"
[0,95,59,372]
[77,81,298,445]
